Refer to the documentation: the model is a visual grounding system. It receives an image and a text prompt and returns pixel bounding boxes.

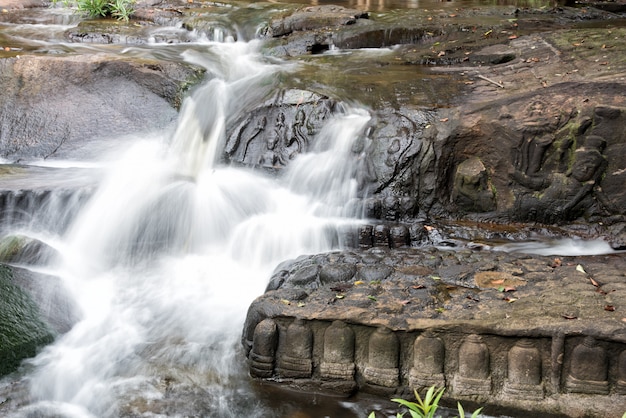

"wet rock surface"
[243,245,626,417]
[0,265,56,377]
[1,0,626,416]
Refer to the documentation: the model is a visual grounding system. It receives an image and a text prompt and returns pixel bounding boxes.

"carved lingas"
[246,317,626,410]
[453,334,491,395]
[363,326,399,387]
[409,332,446,390]
[276,319,313,378]
[504,339,544,399]
[320,320,355,380]
[617,350,626,394]
[249,318,278,378]
[565,336,609,395]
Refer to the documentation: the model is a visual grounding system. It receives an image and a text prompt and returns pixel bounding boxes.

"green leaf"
[471,407,484,418]
[367,295,377,301]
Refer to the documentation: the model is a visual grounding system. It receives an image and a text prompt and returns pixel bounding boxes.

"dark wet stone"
[0,264,55,376]
[356,265,393,282]
[319,263,357,285]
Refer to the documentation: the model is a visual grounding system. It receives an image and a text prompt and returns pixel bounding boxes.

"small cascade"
[6,38,372,418]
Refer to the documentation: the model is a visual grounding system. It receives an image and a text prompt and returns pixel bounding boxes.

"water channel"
[0,0,623,417]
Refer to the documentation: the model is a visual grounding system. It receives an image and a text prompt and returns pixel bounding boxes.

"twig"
[477,74,504,89]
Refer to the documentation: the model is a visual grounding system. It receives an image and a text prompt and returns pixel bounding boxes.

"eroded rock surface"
[0,55,202,161]
[243,246,626,417]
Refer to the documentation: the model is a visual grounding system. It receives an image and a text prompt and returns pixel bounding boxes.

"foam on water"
[5,39,371,417]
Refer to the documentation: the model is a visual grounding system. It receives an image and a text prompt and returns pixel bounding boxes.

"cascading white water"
[7,39,371,418]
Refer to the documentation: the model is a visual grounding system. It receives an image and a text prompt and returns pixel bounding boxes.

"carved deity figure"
[510,135,607,223]
[284,109,307,159]
[258,112,287,168]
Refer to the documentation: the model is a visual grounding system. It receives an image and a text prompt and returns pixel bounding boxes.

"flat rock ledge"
[242,246,626,417]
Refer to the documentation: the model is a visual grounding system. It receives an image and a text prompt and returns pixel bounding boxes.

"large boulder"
[0,55,202,161]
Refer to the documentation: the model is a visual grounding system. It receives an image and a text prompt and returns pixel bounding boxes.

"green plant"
[53,0,135,21]
[457,401,483,418]
[368,386,483,418]
[393,386,445,418]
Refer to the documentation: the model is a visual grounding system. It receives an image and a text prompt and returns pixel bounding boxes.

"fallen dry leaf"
[412,285,425,290]
[589,277,600,287]
[439,118,449,122]
[605,305,616,312]
[399,300,411,305]
[551,258,562,268]
[562,314,578,320]
[491,279,505,285]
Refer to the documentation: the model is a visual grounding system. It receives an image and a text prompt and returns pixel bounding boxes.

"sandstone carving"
[320,320,356,381]
[503,339,544,400]
[363,326,399,388]
[249,318,278,378]
[409,331,446,390]
[276,318,313,378]
[565,336,609,395]
[453,334,492,396]
[617,349,626,394]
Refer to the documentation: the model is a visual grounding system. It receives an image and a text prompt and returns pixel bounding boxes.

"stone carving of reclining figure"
[510,135,607,224]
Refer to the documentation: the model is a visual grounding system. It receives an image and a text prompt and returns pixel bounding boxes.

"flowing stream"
[2,37,374,417]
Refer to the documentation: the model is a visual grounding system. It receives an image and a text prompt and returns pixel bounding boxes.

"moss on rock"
[0,264,55,376]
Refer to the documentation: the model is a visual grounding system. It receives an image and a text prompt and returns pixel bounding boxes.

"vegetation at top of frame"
[53,0,135,21]
[368,386,483,418]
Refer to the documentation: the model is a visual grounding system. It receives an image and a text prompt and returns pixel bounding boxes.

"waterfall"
[8,39,371,417]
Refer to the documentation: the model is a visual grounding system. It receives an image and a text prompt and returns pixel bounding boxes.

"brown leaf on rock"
[562,314,578,320]
[550,258,562,268]
[589,277,600,287]
[604,305,616,312]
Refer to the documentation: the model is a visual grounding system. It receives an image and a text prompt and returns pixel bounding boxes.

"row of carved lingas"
[249,319,624,397]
